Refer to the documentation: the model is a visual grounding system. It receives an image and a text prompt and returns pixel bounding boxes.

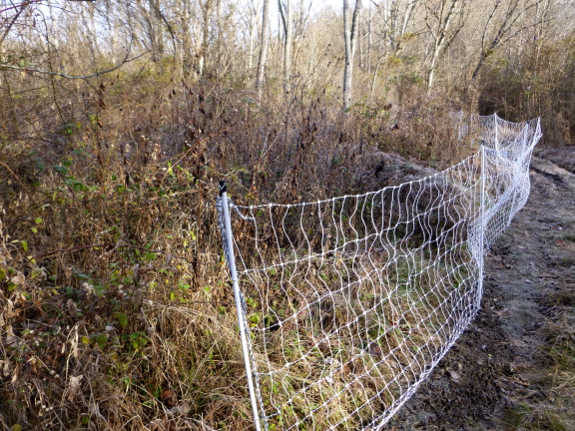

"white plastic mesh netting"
[217,113,542,431]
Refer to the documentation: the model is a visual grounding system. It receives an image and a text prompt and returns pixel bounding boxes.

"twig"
[180,301,232,307]
[0,50,150,80]
[30,244,111,260]
[30,243,212,265]
[0,1,43,15]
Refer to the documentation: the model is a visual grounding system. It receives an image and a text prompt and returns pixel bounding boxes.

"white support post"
[219,183,263,431]
[478,144,486,308]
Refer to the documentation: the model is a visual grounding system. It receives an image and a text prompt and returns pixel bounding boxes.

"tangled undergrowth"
[0,72,480,430]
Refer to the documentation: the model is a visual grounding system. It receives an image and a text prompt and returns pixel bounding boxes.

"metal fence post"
[218,181,263,431]
[478,144,486,308]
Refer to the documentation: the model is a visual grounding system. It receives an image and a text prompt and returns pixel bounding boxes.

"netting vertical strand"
[495,113,499,150]
[217,181,263,431]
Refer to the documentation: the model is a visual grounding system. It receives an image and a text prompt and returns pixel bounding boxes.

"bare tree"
[240,0,261,72]
[134,0,165,61]
[424,0,468,91]
[278,0,294,92]
[196,0,215,76]
[0,0,43,47]
[369,0,420,98]
[255,0,270,99]
[472,0,536,80]
[343,0,362,110]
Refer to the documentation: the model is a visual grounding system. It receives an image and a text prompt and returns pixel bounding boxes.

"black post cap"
[219,180,227,196]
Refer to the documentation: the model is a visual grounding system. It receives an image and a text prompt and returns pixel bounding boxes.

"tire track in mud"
[385,155,575,430]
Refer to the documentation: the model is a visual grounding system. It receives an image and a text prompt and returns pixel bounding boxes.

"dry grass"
[496,294,575,431]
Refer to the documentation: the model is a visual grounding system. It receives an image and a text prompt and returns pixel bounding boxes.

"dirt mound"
[361,152,438,187]
[535,147,575,174]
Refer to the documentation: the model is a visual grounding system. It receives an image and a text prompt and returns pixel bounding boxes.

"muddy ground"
[385,151,575,430]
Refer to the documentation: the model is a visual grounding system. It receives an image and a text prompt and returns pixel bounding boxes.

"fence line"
[217,113,542,430]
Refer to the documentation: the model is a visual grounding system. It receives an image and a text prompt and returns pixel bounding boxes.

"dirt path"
[385,154,575,430]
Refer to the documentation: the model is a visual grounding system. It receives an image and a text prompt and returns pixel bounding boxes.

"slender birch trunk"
[343,0,362,111]
[256,0,270,99]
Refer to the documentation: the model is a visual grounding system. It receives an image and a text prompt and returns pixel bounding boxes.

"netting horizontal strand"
[218,113,541,430]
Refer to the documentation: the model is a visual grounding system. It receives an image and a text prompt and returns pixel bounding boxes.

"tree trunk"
[256,0,271,99]
[278,0,293,92]
[424,0,467,92]
[427,49,440,91]
[343,0,362,111]
[198,0,215,77]
[367,3,372,75]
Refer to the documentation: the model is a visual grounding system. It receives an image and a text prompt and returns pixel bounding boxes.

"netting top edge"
[232,114,540,211]
[233,152,479,211]
[463,112,540,126]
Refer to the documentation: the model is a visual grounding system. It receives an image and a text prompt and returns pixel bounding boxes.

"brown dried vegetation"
[0,62,480,430]
[0,2,574,428]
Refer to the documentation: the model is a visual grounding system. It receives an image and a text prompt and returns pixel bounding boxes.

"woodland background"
[0,0,574,430]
